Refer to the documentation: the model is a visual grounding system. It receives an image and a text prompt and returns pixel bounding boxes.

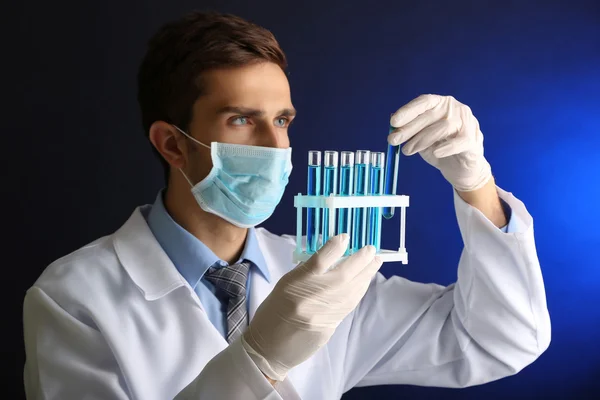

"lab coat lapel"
[249,229,296,321]
[250,229,303,399]
[114,207,300,395]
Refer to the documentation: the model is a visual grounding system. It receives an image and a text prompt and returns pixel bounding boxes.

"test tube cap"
[341,151,354,166]
[355,150,371,165]
[371,152,385,168]
[324,150,339,167]
[308,150,321,166]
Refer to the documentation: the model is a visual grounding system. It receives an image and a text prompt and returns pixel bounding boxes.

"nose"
[259,125,289,149]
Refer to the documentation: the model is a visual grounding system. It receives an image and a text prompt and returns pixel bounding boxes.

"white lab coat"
[23,188,551,400]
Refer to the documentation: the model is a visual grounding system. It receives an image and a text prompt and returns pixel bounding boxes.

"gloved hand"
[388,94,492,192]
[241,234,383,381]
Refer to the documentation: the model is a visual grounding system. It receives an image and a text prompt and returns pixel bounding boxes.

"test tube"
[367,152,385,251]
[351,150,370,252]
[307,151,321,254]
[321,151,338,247]
[337,151,354,255]
[383,126,401,219]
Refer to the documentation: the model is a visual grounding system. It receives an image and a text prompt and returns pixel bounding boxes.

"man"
[23,11,551,400]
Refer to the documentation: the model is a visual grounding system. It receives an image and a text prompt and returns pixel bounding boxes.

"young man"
[23,11,551,400]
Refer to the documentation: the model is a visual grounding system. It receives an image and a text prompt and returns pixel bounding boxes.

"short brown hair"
[137,11,287,182]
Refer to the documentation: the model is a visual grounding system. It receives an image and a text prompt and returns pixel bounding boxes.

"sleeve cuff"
[177,337,284,399]
[454,186,528,234]
[498,196,512,233]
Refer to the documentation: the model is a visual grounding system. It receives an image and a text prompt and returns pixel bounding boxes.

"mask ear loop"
[178,168,195,188]
[172,125,211,150]
[171,124,211,187]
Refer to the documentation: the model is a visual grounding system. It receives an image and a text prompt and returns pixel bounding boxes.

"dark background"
[5,0,599,398]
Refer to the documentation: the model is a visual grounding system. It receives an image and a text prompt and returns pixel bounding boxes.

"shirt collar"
[145,190,271,289]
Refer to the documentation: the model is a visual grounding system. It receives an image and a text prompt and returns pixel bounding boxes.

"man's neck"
[163,184,248,264]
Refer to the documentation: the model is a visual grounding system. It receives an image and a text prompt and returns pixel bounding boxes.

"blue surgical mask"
[173,125,293,228]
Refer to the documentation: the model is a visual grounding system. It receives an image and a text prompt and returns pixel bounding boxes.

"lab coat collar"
[112,206,188,301]
[242,228,271,282]
[248,228,296,322]
[146,191,221,290]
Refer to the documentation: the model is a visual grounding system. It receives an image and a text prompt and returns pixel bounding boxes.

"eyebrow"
[217,106,297,118]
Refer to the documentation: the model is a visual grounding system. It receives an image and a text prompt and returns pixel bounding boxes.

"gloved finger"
[349,255,383,290]
[401,118,459,156]
[388,97,451,146]
[432,111,476,158]
[432,131,471,158]
[389,94,442,129]
[307,234,350,275]
[340,255,382,306]
[388,104,446,146]
[330,245,377,283]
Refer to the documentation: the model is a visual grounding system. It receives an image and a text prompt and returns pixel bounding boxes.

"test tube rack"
[293,194,409,264]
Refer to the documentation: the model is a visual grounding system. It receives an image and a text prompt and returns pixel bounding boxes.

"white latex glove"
[241,234,383,381]
[388,94,492,192]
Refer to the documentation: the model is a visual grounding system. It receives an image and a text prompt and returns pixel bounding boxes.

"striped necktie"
[204,261,251,344]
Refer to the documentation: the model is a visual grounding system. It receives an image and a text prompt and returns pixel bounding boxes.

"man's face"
[184,62,295,183]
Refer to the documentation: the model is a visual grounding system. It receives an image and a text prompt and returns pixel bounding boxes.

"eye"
[231,116,249,125]
[274,117,289,128]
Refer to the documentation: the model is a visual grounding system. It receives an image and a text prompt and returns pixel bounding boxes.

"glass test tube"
[367,152,385,251]
[351,150,370,252]
[337,151,354,255]
[321,151,338,247]
[383,125,400,219]
[306,151,321,254]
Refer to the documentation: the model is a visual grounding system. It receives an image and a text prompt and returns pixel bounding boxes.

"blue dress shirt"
[144,191,271,339]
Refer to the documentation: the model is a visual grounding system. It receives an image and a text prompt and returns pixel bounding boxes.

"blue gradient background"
[258,1,600,398]
[7,0,599,398]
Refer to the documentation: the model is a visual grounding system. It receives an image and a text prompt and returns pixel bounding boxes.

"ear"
[149,121,188,169]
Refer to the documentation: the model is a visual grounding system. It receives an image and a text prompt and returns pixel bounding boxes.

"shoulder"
[29,206,158,311]
[28,231,130,322]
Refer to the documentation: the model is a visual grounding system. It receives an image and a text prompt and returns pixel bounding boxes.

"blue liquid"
[322,166,337,246]
[337,165,353,255]
[367,166,383,251]
[307,165,321,254]
[352,163,369,252]
[383,144,400,219]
